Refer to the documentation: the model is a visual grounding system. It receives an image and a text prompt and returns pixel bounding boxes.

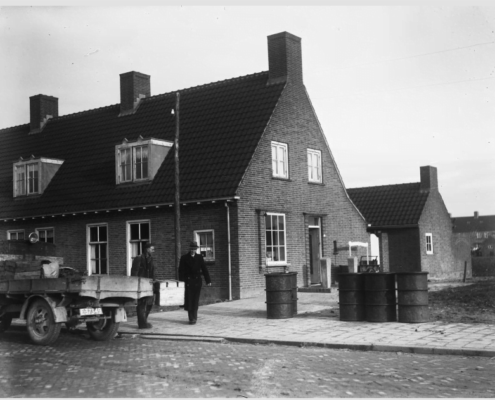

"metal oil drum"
[338,273,365,321]
[289,272,298,316]
[265,273,295,319]
[364,273,396,322]
[396,272,429,323]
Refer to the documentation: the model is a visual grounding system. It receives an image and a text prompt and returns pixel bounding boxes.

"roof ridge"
[148,70,270,100]
[347,182,420,191]
[1,71,271,132]
[0,123,29,134]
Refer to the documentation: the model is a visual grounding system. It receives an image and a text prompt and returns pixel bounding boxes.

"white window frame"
[194,230,215,261]
[307,148,322,183]
[476,232,482,239]
[87,223,109,276]
[126,220,151,275]
[484,232,489,238]
[117,144,150,183]
[14,161,39,196]
[36,227,55,244]
[425,233,433,255]
[265,212,287,266]
[271,141,288,179]
[8,230,25,241]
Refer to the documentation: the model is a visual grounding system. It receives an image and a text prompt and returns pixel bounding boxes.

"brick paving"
[1,328,494,398]
[114,292,495,357]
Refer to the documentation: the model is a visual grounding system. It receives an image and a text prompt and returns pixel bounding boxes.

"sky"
[0,4,494,218]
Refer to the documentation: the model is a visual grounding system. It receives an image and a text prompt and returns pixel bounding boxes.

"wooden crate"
[154,280,185,307]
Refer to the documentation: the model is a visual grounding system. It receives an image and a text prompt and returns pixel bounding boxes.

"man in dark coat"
[179,241,211,325]
[130,242,155,329]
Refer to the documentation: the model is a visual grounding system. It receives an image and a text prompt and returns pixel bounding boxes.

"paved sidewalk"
[118,292,495,358]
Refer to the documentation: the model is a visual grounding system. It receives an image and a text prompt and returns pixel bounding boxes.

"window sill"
[271,177,292,182]
[117,180,152,188]
[308,181,324,186]
[14,193,42,199]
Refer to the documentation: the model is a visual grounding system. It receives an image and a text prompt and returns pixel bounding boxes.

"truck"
[0,274,153,345]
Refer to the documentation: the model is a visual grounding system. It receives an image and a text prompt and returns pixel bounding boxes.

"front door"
[309,228,321,284]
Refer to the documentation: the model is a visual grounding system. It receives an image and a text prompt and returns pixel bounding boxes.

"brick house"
[347,166,470,280]
[452,212,495,256]
[0,32,369,302]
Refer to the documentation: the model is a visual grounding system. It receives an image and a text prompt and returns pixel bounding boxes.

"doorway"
[309,227,321,284]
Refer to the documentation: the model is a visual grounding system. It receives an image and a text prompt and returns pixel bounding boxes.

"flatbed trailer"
[0,275,153,345]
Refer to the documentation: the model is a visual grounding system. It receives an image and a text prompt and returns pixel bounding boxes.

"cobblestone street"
[1,327,494,398]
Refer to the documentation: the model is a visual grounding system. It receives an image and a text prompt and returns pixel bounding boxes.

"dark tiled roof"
[347,183,429,227]
[452,215,495,233]
[0,72,285,219]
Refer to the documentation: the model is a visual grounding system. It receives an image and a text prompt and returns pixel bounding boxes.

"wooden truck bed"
[0,276,154,300]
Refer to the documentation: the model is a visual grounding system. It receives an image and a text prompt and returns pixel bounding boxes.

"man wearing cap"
[131,242,155,329]
[179,241,212,325]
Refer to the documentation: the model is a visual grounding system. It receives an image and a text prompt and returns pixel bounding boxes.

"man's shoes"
[189,320,196,325]
[138,323,153,329]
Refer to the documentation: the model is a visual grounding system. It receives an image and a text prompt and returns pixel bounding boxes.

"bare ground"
[428,278,495,324]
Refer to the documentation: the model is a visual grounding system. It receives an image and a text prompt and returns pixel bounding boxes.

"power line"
[326,40,495,72]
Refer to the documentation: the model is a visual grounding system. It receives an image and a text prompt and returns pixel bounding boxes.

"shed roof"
[452,215,495,233]
[347,183,429,227]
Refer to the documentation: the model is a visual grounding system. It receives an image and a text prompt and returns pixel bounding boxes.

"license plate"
[79,307,103,316]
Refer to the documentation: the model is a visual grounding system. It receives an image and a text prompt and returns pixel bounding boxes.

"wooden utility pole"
[174,92,181,279]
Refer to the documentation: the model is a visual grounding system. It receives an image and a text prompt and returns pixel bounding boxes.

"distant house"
[347,166,470,280]
[0,32,369,302]
[452,212,495,256]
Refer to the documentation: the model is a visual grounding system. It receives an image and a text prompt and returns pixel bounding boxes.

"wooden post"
[463,260,467,282]
[174,92,181,280]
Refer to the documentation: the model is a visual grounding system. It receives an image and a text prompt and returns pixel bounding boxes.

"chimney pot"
[474,211,479,219]
[420,165,438,192]
[267,32,303,85]
[119,71,150,116]
[29,94,58,134]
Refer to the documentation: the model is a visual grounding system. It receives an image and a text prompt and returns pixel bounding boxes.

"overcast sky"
[0,4,494,217]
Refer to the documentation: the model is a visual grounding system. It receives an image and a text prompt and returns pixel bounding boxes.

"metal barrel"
[338,273,365,321]
[396,272,429,323]
[289,272,298,316]
[265,273,295,319]
[364,273,396,322]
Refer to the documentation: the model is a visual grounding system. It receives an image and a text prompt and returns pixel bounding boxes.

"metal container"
[396,272,429,323]
[338,273,365,321]
[289,272,298,316]
[265,273,296,319]
[364,273,396,322]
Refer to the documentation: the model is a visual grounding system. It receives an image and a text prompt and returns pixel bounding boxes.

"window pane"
[266,215,272,230]
[140,223,150,240]
[279,231,285,245]
[46,230,54,244]
[100,225,107,241]
[90,226,98,242]
[130,223,140,240]
[142,146,148,179]
[18,232,25,240]
[279,247,286,262]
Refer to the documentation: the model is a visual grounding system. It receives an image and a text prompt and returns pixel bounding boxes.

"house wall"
[236,80,369,298]
[418,191,457,279]
[472,256,495,277]
[451,232,472,280]
[386,228,421,272]
[1,202,233,305]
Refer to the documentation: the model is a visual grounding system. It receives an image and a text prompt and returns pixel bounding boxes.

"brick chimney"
[29,94,58,134]
[119,71,150,116]
[474,211,479,219]
[420,165,438,192]
[267,32,303,85]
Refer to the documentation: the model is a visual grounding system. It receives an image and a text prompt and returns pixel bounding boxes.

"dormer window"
[13,156,64,198]
[115,137,173,185]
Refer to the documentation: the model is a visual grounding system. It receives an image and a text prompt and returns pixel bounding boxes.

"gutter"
[225,202,232,301]
[2,196,241,222]
[367,224,419,232]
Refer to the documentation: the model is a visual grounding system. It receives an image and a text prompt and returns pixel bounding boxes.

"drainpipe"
[225,202,232,301]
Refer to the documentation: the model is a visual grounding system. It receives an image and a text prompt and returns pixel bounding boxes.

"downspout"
[225,202,232,301]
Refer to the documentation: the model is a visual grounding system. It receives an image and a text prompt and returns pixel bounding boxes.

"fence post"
[463,261,467,283]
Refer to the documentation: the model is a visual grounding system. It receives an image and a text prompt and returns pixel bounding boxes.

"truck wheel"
[0,314,13,333]
[26,299,61,346]
[86,309,119,341]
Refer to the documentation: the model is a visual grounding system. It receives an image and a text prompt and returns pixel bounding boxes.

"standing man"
[179,241,211,325]
[131,242,155,329]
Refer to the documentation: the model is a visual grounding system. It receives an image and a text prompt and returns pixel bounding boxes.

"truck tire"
[86,308,119,341]
[0,314,13,333]
[26,299,61,346]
